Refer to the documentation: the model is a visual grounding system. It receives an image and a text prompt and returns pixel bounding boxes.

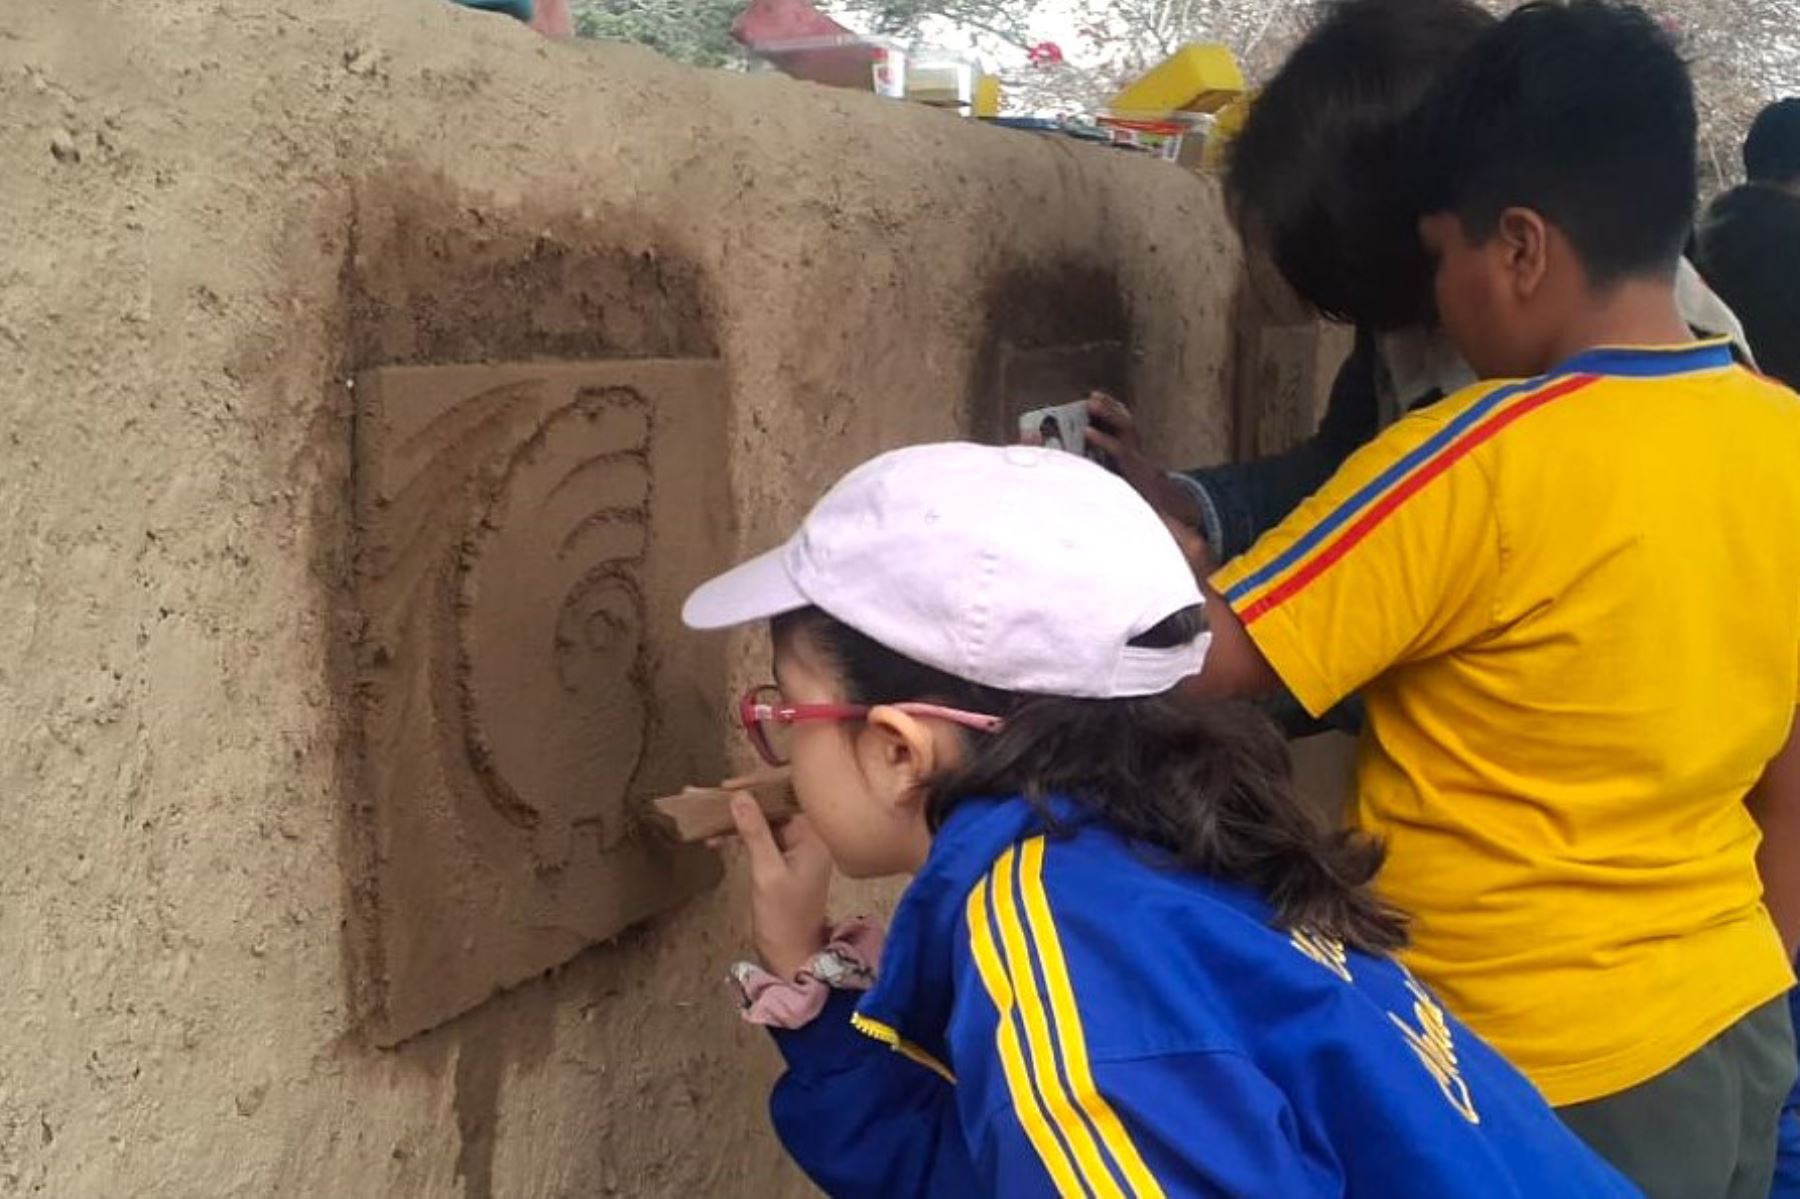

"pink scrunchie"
[731,917,885,1029]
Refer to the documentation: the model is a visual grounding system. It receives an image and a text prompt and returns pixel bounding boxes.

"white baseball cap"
[682,443,1209,698]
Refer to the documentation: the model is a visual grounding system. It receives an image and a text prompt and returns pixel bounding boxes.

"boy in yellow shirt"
[1187,3,1800,1193]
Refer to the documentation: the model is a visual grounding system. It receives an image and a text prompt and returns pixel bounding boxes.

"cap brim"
[681,544,809,630]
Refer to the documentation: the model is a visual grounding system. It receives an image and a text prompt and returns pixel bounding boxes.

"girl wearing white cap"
[684,442,1634,1197]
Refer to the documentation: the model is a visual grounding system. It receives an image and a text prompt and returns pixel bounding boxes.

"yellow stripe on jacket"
[965,871,1087,1196]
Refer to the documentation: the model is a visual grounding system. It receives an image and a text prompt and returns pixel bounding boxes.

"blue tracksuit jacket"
[1774,980,1800,1198]
[769,794,1640,1197]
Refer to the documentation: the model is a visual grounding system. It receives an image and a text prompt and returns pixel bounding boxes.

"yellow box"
[1107,44,1245,118]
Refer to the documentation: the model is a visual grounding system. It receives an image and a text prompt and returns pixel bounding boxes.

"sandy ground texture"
[0,0,1280,1193]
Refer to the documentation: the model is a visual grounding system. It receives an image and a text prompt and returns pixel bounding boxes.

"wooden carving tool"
[648,769,798,843]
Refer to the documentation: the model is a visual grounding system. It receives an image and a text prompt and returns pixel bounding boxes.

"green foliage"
[570,0,748,68]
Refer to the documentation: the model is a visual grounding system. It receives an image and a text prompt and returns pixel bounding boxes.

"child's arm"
[1188,393,1507,715]
[768,992,978,1197]
[1178,330,1388,561]
[730,798,980,1196]
[1181,579,1281,700]
[1088,331,1384,562]
[1749,707,1800,957]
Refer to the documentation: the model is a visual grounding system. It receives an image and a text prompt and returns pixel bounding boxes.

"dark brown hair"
[772,606,1407,954]
[1226,0,1495,330]
[1696,184,1800,391]
[1410,1,1697,286]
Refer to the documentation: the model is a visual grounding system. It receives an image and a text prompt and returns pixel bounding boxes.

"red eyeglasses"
[738,685,1003,768]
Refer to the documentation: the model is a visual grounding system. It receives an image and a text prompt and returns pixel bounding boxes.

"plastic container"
[1096,112,1210,162]
[906,52,980,111]
[747,34,909,97]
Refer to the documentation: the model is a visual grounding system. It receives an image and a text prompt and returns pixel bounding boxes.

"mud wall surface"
[0,1,1247,1193]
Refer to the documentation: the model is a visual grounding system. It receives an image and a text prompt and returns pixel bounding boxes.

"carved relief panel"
[352,360,729,1044]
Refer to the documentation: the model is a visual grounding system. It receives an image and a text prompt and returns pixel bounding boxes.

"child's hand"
[1083,392,1204,531]
[1160,512,1216,580]
[730,794,833,982]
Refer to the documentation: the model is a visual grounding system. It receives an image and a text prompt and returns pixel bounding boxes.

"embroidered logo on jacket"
[1388,972,1481,1124]
[1290,929,1481,1124]
[1288,928,1353,982]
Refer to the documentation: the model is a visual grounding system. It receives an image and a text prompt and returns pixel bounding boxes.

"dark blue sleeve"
[1182,328,1382,562]
[767,991,978,1198]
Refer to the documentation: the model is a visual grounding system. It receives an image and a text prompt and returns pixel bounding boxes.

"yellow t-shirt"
[1212,339,1800,1105]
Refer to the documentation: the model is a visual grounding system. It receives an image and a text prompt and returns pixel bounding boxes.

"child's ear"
[1496,207,1551,298]
[862,707,939,813]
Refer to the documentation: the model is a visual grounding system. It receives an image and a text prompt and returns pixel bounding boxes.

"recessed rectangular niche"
[351,359,730,1045]
[992,340,1128,440]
